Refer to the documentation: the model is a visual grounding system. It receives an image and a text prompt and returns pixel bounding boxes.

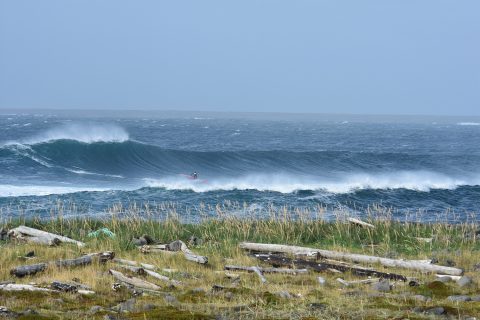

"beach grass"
[0,205,479,319]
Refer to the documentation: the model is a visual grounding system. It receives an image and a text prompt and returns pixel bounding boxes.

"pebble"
[371,280,391,292]
[457,276,474,288]
[317,276,326,285]
[164,294,178,304]
[275,291,292,299]
[426,307,445,315]
[447,295,471,302]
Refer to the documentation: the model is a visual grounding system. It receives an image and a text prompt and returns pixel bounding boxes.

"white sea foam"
[0,184,108,197]
[457,122,480,126]
[143,171,474,194]
[3,123,129,146]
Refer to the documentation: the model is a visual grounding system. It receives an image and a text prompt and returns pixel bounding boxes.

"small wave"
[457,122,480,126]
[0,184,108,197]
[143,171,475,194]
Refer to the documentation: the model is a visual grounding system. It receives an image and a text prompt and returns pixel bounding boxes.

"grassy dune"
[0,207,479,319]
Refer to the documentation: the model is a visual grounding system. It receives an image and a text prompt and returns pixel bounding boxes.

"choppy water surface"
[1,111,479,222]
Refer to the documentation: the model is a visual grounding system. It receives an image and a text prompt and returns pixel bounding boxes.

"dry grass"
[0,205,479,319]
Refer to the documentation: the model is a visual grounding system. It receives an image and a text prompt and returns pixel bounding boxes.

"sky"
[0,1,479,116]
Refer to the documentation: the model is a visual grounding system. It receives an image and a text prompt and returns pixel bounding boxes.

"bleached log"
[178,241,208,264]
[435,274,462,281]
[117,265,147,275]
[144,269,182,287]
[251,266,267,283]
[15,235,61,246]
[9,226,85,247]
[10,263,47,278]
[0,283,54,292]
[336,278,380,287]
[141,240,208,264]
[78,289,95,295]
[113,258,155,270]
[225,265,308,275]
[109,269,161,291]
[240,242,463,276]
[347,218,375,229]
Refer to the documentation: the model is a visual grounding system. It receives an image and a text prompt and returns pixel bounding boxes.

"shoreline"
[0,216,479,319]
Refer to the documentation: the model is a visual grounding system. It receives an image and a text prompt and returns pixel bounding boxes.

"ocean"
[1,110,479,222]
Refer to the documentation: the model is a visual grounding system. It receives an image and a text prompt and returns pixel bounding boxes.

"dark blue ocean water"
[1,111,479,222]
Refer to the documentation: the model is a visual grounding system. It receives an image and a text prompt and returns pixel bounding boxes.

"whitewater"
[1,111,479,221]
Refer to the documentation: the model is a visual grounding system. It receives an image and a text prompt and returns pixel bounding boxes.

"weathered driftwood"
[240,242,463,276]
[56,255,92,268]
[109,269,161,291]
[86,251,115,263]
[0,283,54,292]
[8,226,85,247]
[251,266,267,283]
[10,263,48,278]
[253,254,408,281]
[15,235,61,246]
[435,274,462,281]
[113,258,155,270]
[225,265,308,275]
[141,240,208,264]
[51,281,78,292]
[347,217,375,229]
[117,264,147,275]
[144,269,182,287]
[10,252,115,278]
[336,277,380,287]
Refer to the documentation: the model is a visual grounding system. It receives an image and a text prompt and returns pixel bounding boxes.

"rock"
[317,276,326,285]
[371,280,391,292]
[0,228,8,241]
[89,306,104,314]
[445,259,456,267]
[188,235,202,246]
[164,295,178,304]
[132,237,147,246]
[426,307,445,315]
[308,303,327,311]
[473,263,480,271]
[166,240,183,251]
[447,295,471,302]
[141,234,154,244]
[114,298,136,313]
[275,291,292,299]
[0,306,18,318]
[412,306,424,313]
[457,276,474,288]
[224,291,234,301]
[192,287,206,294]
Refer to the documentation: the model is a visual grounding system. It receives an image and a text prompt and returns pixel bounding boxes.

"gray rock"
[275,291,292,299]
[114,298,136,312]
[473,263,480,271]
[188,235,202,246]
[371,280,391,292]
[426,307,445,315]
[457,276,474,288]
[412,306,424,313]
[166,240,183,251]
[317,276,326,285]
[89,306,104,314]
[164,294,178,304]
[224,291,234,301]
[308,303,327,311]
[447,295,471,302]
[132,237,147,246]
[0,228,7,241]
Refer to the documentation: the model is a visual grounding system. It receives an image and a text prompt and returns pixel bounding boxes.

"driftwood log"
[10,263,48,278]
[8,226,85,247]
[141,240,208,264]
[240,242,463,276]
[109,269,161,291]
[113,258,155,270]
[0,283,54,292]
[10,252,115,278]
[347,218,375,229]
[225,265,308,275]
[253,254,408,281]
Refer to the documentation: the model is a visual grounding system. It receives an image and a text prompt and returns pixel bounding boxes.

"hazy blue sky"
[0,1,479,115]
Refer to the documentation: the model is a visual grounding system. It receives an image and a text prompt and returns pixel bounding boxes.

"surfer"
[191,171,198,180]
